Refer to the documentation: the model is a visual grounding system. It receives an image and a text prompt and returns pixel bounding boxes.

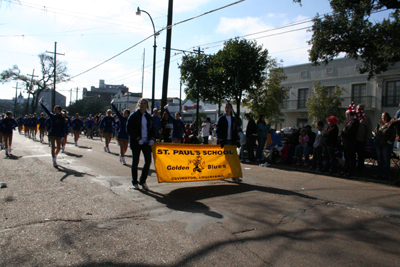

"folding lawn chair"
[364,138,377,167]
[263,131,283,162]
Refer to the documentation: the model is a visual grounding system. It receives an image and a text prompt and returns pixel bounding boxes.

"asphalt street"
[1,132,400,267]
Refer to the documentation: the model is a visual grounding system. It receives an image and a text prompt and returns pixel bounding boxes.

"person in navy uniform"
[100,109,115,153]
[39,98,65,167]
[111,100,130,165]
[0,111,18,156]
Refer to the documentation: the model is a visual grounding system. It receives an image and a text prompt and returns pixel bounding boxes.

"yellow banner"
[152,143,243,183]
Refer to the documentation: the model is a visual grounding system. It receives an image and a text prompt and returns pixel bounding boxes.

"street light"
[136,7,157,113]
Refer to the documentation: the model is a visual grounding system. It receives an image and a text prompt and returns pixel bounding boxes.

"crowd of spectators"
[238,102,400,185]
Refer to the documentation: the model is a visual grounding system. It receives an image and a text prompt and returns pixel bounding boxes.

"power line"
[0,31,151,37]
[68,34,153,80]
[193,17,317,51]
[3,0,164,31]
[200,26,312,52]
[186,8,389,53]
[170,0,245,29]
[67,0,246,80]
[3,0,308,82]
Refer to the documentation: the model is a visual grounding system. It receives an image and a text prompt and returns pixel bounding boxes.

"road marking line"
[22,154,52,158]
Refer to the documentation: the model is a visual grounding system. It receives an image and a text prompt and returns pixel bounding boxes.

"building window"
[297,118,308,128]
[298,88,308,109]
[384,81,400,107]
[351,84,366,104]
[326,86,335,96]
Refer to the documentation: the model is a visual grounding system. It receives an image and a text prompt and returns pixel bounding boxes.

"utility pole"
[46,42,65,108]
[127,90,129,110]
[179,81,182,112]
[70,89,72,107]
[141,48,145,98]
[170,47,204,133]
[13,82,19,116]
[161,0,173,115]
[195,46,202,135]
[76,87,78,112]
[136,7,158,113]
[26,69,38,114]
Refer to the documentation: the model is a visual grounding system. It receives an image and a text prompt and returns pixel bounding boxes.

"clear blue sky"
[0,0,358,105]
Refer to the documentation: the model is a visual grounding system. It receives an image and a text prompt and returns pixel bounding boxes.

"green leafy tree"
[179,53,212,103]
[179,53,214,129]
[180,39,269,125]
[0,0,20,7]
[193,111,207,127]
[0,65,24,82]
[1,65,30,113]
[305,0,400,79]
[214,38,269,124]
[204,57,229,116]
[67,97,109,116]
[306,81,346,125]
[179,53,230,118]
[242,58,289,121]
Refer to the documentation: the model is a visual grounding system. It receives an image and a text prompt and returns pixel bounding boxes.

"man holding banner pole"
[216,102,242,183]
[126,98,157,191]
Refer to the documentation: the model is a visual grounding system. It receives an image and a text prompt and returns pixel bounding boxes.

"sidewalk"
[244,158,400,186]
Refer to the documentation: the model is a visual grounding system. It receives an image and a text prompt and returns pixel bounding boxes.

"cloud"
[63,46,146,93]
[142,0,212,13]
[214,14,313,66]
[216,17,269,34]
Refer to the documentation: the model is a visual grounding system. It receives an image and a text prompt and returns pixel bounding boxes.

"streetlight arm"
[137,8,157,44]
[136,6,158,113]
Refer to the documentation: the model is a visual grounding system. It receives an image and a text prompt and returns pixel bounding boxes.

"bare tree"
[0,53,69,113]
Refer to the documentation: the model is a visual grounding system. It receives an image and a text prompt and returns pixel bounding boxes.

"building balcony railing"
[282,96,378,112]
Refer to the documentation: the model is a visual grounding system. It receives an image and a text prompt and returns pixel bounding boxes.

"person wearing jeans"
[256,115,270,161]
[311,122,325,171]
[303,125,316,166]
[340,109,360,176]
[295,128,309,165]
[374,112,395,179]
[355,104,372,172]
[388,113,400,185]
[322,116,339,173]
[245,114,257,162]
[375,143,393,179]
[201,118,211,145]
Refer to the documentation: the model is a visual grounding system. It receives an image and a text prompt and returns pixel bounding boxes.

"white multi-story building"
[111,90,143,111]
[281,58,400,129]
[83,79,129,103]
[111,91,182,115]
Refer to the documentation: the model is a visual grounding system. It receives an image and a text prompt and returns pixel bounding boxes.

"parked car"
[277,127,293,142]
